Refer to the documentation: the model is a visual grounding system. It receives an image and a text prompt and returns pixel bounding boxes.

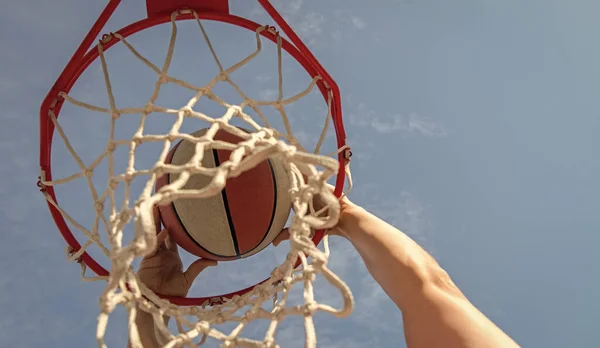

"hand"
[272,183,355,246]
[137,208,217,297]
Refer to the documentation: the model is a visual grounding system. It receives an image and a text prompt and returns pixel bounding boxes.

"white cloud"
[406,113,448,137]
[245,0,366,45]
[256,74,272,84]
[370,113,447,137]
[279,0,304,16]
[333,10,367,30]
[352,272,403,333]
[259,87,279,100]
[348,103,447,137]
[292,12,326,45]
[365,189,437,255]
[350,16,368,30]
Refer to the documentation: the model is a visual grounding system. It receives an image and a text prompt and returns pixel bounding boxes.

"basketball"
[155,128,292,261]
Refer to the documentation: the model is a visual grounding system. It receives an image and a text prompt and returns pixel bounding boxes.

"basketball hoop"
[39,0,353,346]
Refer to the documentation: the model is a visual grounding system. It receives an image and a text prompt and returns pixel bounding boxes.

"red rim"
[39,1,348,306]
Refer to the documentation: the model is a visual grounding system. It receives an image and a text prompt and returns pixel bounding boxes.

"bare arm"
[130,226,216,348]
[128,310,166,348]
[337,204,519,348]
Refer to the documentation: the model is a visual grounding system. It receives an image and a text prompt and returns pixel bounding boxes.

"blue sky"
[1,0,599,347]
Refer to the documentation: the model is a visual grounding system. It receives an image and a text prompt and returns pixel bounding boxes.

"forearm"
[338,205,447,308]
[128,308,170,348]
[338,205,518,348]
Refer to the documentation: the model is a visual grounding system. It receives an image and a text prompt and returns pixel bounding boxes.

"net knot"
[230,294,244,307]
[228,105,243,117]
[111,111,120,119]
[272,307,285,321]
[256,285,271,299]
[174,334,193,347]
[125,171,135,182]
[99,296,115,314]
[143,104,153,114]
[264,127,276,137]
[181,106,194,117]
[159,74,168,84]
[214,313,226,325]
[302,271,316,282]
[154,165,165,178]
[311,254,326,267]
[195,321,210,334]
[109,178,118,190]
[264,337,277,348]
[243,310,255,322]
[217,71,229,82]
[270,267,283,280]
[304,301,318,315]
[118,210,131,224]
[281,143,297,159]
[222,339,238,348]
[106,141,116,152]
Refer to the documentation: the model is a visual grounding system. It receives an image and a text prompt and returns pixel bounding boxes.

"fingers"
[157,228,169,245]
[165,233,179,254]
[183,258,218,286]
[272,228,290,247]
[312,183,336,212]
[153,204,179,254]
[147,228,169,257]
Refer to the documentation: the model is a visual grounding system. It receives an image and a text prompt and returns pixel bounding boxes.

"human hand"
[272,183,355,246]
[137,207,217,297]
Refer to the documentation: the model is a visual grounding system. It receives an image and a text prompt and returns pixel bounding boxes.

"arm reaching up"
[340,205,518,348]
[274,188,519,348]
[130,226,217,348]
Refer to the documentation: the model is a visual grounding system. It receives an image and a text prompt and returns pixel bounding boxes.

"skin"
[131,228,217,348]
[132,189,519,348]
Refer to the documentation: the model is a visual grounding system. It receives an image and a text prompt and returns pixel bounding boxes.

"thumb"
[183,258,218,285]
[272,228,290,247]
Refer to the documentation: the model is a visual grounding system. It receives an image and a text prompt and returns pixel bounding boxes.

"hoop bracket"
[146,0,230,18]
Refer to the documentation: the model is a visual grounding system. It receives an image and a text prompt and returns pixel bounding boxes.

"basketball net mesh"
[40,10,353,348]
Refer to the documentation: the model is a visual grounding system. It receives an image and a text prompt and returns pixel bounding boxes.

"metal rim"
[39,9,347,306]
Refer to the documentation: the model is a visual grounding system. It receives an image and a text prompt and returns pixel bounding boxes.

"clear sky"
[1,0,599,347]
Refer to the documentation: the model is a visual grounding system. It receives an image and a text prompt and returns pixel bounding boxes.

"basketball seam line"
[168,140,233,259]
[213,149,241,257]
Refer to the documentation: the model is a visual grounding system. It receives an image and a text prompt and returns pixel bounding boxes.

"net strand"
[42,9,354,348]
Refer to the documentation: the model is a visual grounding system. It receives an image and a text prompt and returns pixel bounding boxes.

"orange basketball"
[155,128,291,261]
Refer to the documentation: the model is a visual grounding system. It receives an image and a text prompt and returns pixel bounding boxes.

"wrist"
[336,203,367,239]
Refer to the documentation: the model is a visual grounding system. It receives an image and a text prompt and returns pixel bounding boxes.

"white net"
[40,9,353,348]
